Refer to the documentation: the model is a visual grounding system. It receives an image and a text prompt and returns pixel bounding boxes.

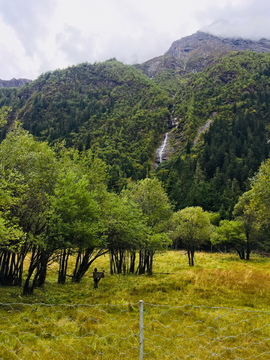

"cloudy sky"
[0,0,269,80]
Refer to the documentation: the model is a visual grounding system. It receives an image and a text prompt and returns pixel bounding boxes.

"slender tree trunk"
[58,248,71,284]
[122,250,126,275]
[137,250,145,275]
[145,251,151,275]
[246,234,250,260]
[72,248,108,283]
[129,251,136,274]
[187,249,195,266]
[147,252,154,275]
[191,250,194,266]
[0,244,28,286]
[187,250,191,266]
[118,250,123,274]
[110,251,115,275]
[23,246,50,295]
[35,252,50,288]
[236,250,245,260]
[23,245,39,295]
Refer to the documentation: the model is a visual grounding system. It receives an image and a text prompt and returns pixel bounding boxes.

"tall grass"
[0,251,270,359]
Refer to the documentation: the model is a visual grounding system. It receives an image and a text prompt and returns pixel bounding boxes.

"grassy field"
[0,251,270,359]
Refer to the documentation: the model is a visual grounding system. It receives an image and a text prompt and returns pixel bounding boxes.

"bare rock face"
[135,54,184,78]
[138,31,270,78]
[0,78,32,88]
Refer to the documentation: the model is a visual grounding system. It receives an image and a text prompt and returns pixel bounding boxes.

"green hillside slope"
[157,50,270,217]
[1,50,270,216]
[0,59,172,191]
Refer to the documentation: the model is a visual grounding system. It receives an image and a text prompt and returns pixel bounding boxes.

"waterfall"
[156,98,177,165]
[157,132,169,164]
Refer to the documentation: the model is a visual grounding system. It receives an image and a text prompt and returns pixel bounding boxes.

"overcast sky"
[0,0,269,80]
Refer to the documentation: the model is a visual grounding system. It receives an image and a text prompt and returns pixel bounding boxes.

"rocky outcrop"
[135,54,184,78]
[0,78,32,88]
[138,31,270,78]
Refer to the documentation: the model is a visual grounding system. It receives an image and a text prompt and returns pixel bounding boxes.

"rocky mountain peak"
[137,31,270,78]
[0,78,32,88]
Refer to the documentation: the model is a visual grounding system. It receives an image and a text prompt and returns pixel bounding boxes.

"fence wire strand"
[0,302,269,359]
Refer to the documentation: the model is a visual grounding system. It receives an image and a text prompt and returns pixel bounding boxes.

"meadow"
[0,251,270,359]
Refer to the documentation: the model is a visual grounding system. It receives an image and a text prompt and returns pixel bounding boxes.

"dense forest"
[1,47,270,294]
[0,59,172,192]
[156,51,270,217]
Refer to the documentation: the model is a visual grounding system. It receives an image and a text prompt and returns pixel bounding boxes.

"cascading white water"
[156,98,177,165]
[158,132,169,163]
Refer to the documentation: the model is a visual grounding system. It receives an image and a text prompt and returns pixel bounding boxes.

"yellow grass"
[0,251,270,359]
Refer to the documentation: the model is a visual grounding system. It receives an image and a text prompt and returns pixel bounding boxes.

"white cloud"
[0,0,270,80]
[198,0,270,40]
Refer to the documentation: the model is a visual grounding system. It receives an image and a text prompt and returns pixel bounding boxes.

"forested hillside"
[1,44,270,218]
[0,59,172,191]
[2,33,270,300]
[157,50,270,217]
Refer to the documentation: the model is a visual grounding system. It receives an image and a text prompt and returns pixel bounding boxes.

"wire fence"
[0,301,269,359]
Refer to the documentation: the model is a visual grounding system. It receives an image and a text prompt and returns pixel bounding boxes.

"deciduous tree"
[171,206,212,266]
[211,220,246,259]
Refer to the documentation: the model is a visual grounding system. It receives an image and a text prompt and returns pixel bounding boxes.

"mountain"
[137,31,270,78]
[0,78,32,88]
[1,31,270,216]
[156,50,270,217]
[0,59,172,191]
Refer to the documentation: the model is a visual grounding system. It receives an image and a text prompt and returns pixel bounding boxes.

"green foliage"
[0,124,111,291]
[233,190,260,257]
[170,206,211,265]
[0,172,26,246]
[0,126,175,289]
[157,51,270,216]
[123,177,173,235]
[121,177,173,274]
[104,193,147,251]
[248,158,270,249]
[211,219,247,259]
[50,168,104,249]
[152,69,182,95]
[0,123,58,241]
[249,159,270,224]
[0,106,11,128]
[0,60,171,187]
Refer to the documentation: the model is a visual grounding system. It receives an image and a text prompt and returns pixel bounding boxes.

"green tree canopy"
[122,177,173,274]
[170,206,212,266]
[0,106,10,128]
[247,158,270,250]
[211,219,247,259]
[233,190,259,259]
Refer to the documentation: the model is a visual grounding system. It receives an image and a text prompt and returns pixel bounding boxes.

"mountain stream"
[156,106,177,164]
[156,132,169,164]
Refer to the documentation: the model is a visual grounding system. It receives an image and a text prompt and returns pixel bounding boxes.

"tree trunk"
[0,244,28,286]
[137,250,145,275]
[246,233,250,260]
[147,252,154,275]
[129,251,136,274]
[191,250,194,266]
[187,250,191,266]
[58,248,70,284]
[187,249,194,266]
[23,245,39,295]
[23,246,50,295]
[145,252,150,275]
[72,248,108,283]
[236,250,245,260]
[110,251,115,275]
